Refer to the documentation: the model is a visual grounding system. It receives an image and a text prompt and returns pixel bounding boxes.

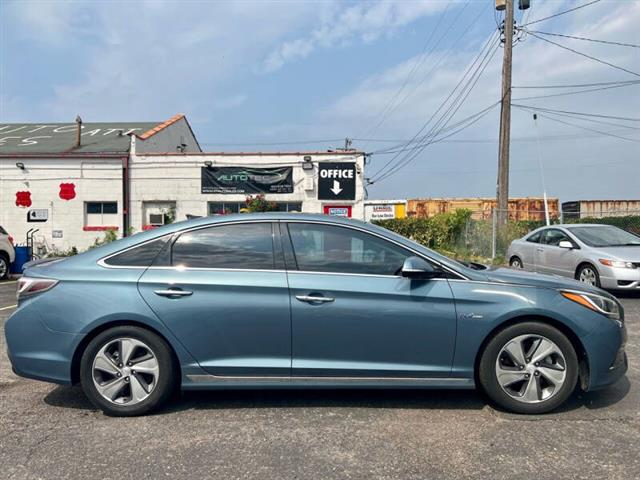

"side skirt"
[182,374,475,390]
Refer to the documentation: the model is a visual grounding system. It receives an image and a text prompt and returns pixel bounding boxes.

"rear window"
[104,236,171,267]
[0,226,7,235]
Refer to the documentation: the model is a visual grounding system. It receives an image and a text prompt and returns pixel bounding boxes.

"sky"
[1,0,639,203]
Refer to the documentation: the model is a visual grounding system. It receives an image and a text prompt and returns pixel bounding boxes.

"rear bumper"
[5,302,82,385]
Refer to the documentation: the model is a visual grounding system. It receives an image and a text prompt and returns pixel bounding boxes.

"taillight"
[8,236,14,245]
[17,277,58,300]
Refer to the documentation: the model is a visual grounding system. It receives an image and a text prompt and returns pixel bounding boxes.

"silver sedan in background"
[507,224,640,290]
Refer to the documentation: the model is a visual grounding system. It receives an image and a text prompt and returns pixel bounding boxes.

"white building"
[0,114,365,254]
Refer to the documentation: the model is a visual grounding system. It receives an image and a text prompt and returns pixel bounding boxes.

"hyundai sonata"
[5,214,627,416]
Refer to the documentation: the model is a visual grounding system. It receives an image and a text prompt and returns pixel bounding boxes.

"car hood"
[589,245,640,262]
[482,267,605,295]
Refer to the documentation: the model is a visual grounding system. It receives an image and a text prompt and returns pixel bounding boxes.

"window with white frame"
[143,201,176,228]
[85,202,118,227]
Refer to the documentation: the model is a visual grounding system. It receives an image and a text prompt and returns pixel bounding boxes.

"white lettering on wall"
[19,136,53,146]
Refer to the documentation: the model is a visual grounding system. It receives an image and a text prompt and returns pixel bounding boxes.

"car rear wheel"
[80,326,176,416]
[577,264,601,288]
[0,252,9,280]
[478,322,578,414]
[509,256,523,269]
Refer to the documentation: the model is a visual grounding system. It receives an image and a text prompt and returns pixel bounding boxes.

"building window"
[85,201,118,228]
[208,201,302,215]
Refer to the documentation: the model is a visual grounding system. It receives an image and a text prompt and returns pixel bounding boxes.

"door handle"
[295,295,335,304]
[154,289,193,297]
[536,248,544,252]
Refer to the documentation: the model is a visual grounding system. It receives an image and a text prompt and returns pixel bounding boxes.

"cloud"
[262,0,446,72]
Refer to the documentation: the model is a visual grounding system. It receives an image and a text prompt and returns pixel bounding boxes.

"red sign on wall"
[15,191,32,208]
[323,205,352,217]
[59,183,76,201]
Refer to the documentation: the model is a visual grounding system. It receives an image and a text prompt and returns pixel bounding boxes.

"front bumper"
[582,317,628,391]
[5,301,82,384]
[598,264,640,290]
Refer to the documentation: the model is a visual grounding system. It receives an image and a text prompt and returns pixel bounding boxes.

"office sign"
[318,162,356,200]
[201,167,293,194]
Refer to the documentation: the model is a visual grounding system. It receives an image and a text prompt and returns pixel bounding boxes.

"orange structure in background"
[407,197,560,221]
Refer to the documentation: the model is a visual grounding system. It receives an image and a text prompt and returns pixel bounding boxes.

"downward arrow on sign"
[330,180,343,195]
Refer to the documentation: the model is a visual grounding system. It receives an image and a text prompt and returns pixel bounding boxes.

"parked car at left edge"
[0,226,16,280]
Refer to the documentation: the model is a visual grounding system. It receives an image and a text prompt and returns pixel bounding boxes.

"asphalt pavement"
[0,279,638,480]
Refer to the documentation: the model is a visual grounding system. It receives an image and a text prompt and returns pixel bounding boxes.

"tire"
[478,322,578,414]
[509,256,523,269]
[0,252,9,280]
[80,326,176,416]
[576,263,601,288]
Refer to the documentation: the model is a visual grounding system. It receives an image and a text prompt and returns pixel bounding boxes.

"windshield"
[567,225,640,247]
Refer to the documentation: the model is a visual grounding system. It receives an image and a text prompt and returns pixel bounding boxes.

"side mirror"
[558,240,573,249]
[401,256,441,279]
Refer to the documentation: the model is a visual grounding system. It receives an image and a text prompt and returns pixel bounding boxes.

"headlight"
[560,290,621,321]
[599,259,636,269]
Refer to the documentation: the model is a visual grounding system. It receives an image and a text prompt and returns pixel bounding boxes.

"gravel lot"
[0,279,638,480]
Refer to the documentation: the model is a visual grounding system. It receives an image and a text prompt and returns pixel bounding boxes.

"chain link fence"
[452,209,640,264]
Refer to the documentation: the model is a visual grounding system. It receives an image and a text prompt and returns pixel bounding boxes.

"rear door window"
[172,223,275,270]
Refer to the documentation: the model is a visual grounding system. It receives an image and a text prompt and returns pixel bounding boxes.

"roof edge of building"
[137,150,366,157]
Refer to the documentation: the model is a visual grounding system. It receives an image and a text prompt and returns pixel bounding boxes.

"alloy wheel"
[495,334,567,404]
[0,257,7,278]
[510,258,522,269]
[579,267,597,286]
[92,337,160,405]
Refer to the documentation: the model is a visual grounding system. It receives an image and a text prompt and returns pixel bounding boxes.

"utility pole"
[496,0,514,226]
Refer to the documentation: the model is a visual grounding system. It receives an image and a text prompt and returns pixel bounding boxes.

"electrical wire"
[522,0,602,27]
[511,80,640,100]
[513,107,640,144]
[513,105,640,131]
[367,31,499,180]
[358,0,484,146]
[372,40,500,183]
[511,104,640,122]
[525,30,640,78]
[355,1,454,142]
[527,30,640,49]
[513,79,640,89]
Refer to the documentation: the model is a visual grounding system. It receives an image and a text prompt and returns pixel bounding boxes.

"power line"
[358,1,484,145]
[525,30,640,78]
[373,41,500,183]
[527,30,640,49]
[522,0,602,27]
[513,79,640,89]
[368,30,500,180]
[514,105,640,131]
[511,80,640,100]
[356,1,455,142]
[511,104,640,122]
[513,107,640,144]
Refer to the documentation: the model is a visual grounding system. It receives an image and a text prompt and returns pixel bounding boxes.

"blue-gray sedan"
[5,213,627,416]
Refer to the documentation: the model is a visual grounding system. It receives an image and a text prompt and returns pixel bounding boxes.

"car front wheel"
[80,326,176,416]
[577,264,601,288]
[479,322,578,414]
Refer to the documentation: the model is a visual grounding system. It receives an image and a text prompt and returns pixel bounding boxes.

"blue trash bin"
[10,246,32,274]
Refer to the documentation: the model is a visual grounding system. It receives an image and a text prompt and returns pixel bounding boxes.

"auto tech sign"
[317,162,356,201]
